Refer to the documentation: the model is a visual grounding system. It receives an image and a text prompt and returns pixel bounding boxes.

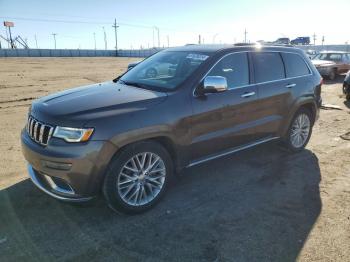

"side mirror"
[202,76,228,94]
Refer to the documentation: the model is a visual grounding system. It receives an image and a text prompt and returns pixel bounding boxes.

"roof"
[319,51,349,54]
[166,43,302,53]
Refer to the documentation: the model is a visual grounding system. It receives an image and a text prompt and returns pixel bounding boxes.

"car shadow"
[0,143,321,262]
[344,100,350,108]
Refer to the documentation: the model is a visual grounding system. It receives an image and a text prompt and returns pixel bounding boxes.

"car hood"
[31,81,167,126]
[312,60,336,66]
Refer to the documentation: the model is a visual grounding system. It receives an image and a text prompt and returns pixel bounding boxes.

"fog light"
[42,160,72,171]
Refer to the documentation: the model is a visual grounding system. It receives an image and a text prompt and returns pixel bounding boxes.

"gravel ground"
[0,58,349,262]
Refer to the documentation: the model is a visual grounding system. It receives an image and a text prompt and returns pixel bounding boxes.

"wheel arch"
[280,99,318,137]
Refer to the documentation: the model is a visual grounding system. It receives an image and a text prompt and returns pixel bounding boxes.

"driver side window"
[207,53,249,89]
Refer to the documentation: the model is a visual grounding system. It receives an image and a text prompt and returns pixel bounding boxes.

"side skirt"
[187,136,280,168]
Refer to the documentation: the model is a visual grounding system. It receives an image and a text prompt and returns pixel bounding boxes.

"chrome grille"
[26,116,54,146]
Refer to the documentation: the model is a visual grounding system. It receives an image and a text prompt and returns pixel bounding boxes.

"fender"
[108,125,189,171]
[279,96,318,138]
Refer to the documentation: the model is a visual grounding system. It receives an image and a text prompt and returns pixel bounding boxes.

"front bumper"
[21,129,117,201]
[27,164,93,202]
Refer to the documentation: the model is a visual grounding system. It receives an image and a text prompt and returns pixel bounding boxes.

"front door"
[190,52,259,161]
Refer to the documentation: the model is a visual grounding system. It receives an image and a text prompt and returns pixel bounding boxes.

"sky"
[0,0,349,50]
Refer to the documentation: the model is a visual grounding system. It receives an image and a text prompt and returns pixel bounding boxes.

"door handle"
[286,83,296,88]
[241,91,256,98]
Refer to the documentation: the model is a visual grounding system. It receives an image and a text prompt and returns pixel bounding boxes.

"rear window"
[281,53,310,77]
[252,52,285,83]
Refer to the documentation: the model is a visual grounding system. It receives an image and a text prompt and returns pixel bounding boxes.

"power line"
[0,16,217,34]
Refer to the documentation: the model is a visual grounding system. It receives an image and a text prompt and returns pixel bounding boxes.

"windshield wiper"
[117,79,149,89]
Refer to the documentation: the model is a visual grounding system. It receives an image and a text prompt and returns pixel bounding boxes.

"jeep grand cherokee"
[21,44,322,214]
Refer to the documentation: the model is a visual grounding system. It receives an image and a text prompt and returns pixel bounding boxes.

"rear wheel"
[103,141,173,214]
[283,108,313,152]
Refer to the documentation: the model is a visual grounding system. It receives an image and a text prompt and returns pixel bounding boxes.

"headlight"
[53,127,94,142]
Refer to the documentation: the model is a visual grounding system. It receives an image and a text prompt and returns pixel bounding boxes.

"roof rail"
[234,42,294,47]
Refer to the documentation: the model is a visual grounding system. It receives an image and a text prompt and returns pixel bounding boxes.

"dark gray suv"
[21,45,322,214]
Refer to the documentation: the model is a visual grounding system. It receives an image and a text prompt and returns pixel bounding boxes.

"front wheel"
[283,109,313,152]
[103,141,173,214]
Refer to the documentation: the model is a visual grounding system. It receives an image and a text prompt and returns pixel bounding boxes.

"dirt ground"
[0,58,349,262]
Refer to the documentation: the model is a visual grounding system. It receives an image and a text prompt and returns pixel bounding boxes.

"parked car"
[312,51,350,80]
[291,37,310,45]
[305,49,319,59]
[21,45,322,214]
[343,70,350,100]
[274,37,290,45]
[128,60,177,78]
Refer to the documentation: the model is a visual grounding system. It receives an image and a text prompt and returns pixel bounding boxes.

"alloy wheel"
[290,113,311,148]
[117,152,166,206]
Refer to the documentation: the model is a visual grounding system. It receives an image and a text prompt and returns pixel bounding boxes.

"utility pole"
[112,18,119,56]
[103,27,107,50]
[322,36,325,46]
[154,26,160,48]
[34,35,38,48]
[93,32,96,50]
[152,28,155,48]
[313,33,317,46]
[167,35,169,47]
[198,34,201,44]
[244,28,247,43]
[52,33,57,49]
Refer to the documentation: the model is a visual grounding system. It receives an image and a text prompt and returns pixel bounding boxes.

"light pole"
[34,34,38,49]
[93,32,96,50]
[52,33,57,49]
[103,27,107,50]
[153,26,160,48]
[212,33,219,44]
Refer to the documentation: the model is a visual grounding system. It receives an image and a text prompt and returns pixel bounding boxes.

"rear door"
[190,52,258,161]
[251,52,291,139]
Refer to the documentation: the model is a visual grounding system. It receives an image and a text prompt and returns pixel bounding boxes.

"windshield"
[119,51,210,91]
[313,53,342,61]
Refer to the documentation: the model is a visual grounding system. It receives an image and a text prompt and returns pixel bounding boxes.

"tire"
[346,93,350,101]
[283,108,313,152]
[328,69,336,80]
[103,141,173,214]
[145,68,157,78]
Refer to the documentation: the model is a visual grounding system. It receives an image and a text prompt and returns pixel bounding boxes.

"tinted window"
[314,53,342,61]
[252,52,285,83]
[207,52,249,88]
[282,53,310,77]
